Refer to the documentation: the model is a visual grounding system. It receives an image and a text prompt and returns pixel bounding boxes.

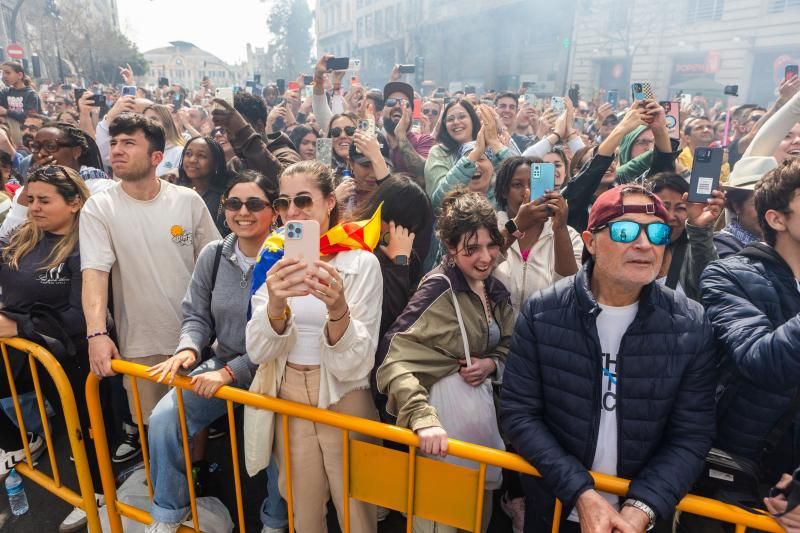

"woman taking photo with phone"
[377,188,515,533]
[177,135,233,235]
[246,160,382,533]
[144,170,288,533]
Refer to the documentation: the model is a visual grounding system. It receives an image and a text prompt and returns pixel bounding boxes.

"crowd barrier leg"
[0,338,101,532]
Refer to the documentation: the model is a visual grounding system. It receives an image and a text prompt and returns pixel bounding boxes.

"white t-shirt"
[568,300,638,522]
[79,180,220,358]
[156,144,184,177]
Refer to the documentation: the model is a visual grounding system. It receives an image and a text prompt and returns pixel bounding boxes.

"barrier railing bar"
[28,353,61,487]
[130,376,154,500]
[93,360,783,533]
[226,400,246,533]
[175,388,200,532]
[551,500,563,533]
[342,429,351,533]
[406,446,416,533]
[2,343,33,466]
[473,463,486,533]
[282,414,295,533]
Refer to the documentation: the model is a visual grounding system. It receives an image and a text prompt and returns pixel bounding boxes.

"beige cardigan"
[243,249,383,475]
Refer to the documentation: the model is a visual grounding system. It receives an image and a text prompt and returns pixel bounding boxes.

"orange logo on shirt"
[170,225,193,246]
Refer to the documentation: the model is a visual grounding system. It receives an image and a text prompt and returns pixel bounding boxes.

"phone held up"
[606,89,619,109]
[215,87,234,107]
[315,137,333,168]
[786,64,799,82]
[530,163,556,202]
[550,96,565,114]
[631,82,654,101]
[326,57,350,71]
[283,220,321,291]
[688,147,723,204]
[121,85,137,97]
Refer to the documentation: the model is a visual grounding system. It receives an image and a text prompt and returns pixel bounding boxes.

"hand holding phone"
[326,57,350,71]
[283,220,321,291]
[122,85,137,97]
[786,65,799,82]
[550,97,565,114]
[631,82,654,102]
[215,87,234,107]
[688,148,723,204]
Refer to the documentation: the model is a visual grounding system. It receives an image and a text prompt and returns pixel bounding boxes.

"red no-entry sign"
[7,43,24,60]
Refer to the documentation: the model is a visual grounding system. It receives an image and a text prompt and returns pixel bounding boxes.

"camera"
[286,222,303,239]
[696,148,713,162]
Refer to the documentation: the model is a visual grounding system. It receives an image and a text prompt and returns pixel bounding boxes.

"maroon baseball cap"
[582,185,670,262]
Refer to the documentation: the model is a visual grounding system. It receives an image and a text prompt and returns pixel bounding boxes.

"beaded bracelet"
[86,331,109,340]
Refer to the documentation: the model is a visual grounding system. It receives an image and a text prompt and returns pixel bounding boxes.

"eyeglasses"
[422,108,439,116]
[330,126,356,138]
[31,140,75,152]
[385,97,410,108]
[593,220,672,246]
[23,124,39,132]
[445,113,469,123]
[223,197,271,212]
[272,194,314,213]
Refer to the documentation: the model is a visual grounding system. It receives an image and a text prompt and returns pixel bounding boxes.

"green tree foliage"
[265,0,313,79]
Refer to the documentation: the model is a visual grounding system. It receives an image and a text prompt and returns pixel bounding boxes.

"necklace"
[482,281,493,323]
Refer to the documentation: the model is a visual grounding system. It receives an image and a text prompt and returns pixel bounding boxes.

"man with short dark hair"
[699,158,800,527]
[382,81,434,183]
[502,184,717,533]
[81,113,219,424]
[677,117,730,180]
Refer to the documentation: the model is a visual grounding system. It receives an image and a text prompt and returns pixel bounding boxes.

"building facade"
[314,0,576,94]
[142,41,246,89]
[568,0,800,106]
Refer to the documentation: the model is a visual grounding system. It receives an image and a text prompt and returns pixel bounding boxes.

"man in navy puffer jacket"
[501,184,717,533]
[700,158,800,504]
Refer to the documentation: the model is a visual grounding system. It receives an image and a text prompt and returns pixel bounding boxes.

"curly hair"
[234,92,268,128]
[438,187,502,254]
[755,157,800,246]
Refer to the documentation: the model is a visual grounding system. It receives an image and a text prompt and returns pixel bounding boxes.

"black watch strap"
[393,255,408,266]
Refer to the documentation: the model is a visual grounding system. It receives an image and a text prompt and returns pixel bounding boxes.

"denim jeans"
[0,392,53,435]
[148,357,288,527]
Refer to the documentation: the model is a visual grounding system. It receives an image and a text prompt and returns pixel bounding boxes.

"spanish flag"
[250,204,383,297]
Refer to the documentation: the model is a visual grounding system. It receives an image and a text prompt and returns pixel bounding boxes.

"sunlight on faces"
[445,103,473,145]
[330,116,356,159]
[468,152,494,195]
[278,171,336,234]
[182,138,213,180]
[446,227,501,284]
[775,123,800,164]
[27,181,81,235]
[224,182,275,240]
[582,193,666,289]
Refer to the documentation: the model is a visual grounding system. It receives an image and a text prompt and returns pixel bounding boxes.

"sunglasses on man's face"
[330,126,356,138]
[223,197,270,212]
[385,97,410,108]
[272,194,314,213]
[593,220,672,246]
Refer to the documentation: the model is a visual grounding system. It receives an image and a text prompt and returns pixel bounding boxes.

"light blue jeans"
[148,357,287,527]
[0,392,53,435]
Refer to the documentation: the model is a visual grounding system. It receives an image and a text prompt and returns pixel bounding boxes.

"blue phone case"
[531,163,556,201]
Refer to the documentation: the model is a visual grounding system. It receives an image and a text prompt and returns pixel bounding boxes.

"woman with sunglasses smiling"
[327,112,358,180]
[145,170,289,533]
[247,160,383,533]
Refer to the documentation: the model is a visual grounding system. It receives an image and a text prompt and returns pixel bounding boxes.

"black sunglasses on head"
[223,197,271,212]
[330,126,356,138]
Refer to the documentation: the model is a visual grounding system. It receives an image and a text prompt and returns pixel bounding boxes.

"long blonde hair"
[144,104,186,148]
[4,166,90,271]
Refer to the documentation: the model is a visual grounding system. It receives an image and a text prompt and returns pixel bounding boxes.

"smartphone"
[550,96,565,113]
[303,75,313,85]
[568,85,580,107]
[215,87,234,107]
[158,77,169,87]
[786,65,799,82]
[357,117,375,137]
[398,64,415,74]
[287,81,299,91]
[315,137,333,167]
[61,83,71,91]
[411,118,422,134]
[172,93,184,110]
[276,79,286,95]
[121,85,137,97]
[522,81,534,89]
[723,85,739,97]
[413,98,422,119]
[91,94,105,107]
[680,93,692,108]
[606,90,619,109]
[283,220,321,291]
[530,163,556,202]
[348,58,361,71]
[660,100,681,141]
[304,85,313,98]
[74,88,86,103]
[688,147,723,203]
[326,57,349,71]
[631,82,654,101]
[443,96,452,105]
[254,74,262,85]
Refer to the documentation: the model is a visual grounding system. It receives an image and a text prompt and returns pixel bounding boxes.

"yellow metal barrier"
[0,338,101,532]
[86,359,783,533]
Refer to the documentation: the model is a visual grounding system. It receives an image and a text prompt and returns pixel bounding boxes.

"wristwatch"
[623,499,656,531]
[504,218,524,239]
[394,255,408,266]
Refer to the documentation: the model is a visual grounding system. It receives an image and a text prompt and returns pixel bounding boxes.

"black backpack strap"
[210,241,223,294]
[201,241,224,361]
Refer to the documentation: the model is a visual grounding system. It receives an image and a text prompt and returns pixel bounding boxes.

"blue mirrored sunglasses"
[594,220,672,246]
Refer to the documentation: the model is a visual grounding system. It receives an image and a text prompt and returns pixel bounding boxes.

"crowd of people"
[0,51,797,533]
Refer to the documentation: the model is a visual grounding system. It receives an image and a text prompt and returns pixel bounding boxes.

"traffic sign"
[7,43,24,60]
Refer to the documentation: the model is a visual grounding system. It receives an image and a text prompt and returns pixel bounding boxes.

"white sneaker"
[145,521,182,533]
[113,422,141,463]
[260,527,286,533]
[1,433,46,476]
[377,505,391,522]
[59,493,105,533]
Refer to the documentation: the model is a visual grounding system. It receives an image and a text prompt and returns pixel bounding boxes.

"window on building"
[375,9,383,33]
[768,0,800,12]
[357,0,362,7]
[686,0,724,22]
[365,13,372,37]
[357,17,364,38]
[385,5,393,31]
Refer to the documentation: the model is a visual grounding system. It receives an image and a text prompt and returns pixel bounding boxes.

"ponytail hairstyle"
[1,62,31,88]
[438,187,502,255]
[3,166,90,271]
[280,160,340,228]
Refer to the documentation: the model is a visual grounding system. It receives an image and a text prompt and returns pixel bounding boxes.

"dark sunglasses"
[385,97,409,108]
[272,194,314,212]
[223,197,270,212]
[422,108,439,116]
[593,220,672,246]
[31,140,76,152]
[330,126,356,138]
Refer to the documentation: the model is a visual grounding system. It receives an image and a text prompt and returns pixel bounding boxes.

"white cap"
[725,156,778,191]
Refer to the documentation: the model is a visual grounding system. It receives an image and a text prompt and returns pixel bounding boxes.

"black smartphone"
[786,65,799,82]
[522,81,534,89]
[254,74,262,85]
[688,147,723,203]
[74,88,85,103]
[398,64,415,74]
[91,94,104,107]
[303,75,313,85]
[158,77,169,87]
[172,93,184,110]
[276,78,286,95]
[61,83,71,91]
[723,85,739,96]
[326,57,349,71]
[607,90,619,109]
[443,96,451,105]
[568,84,580,107]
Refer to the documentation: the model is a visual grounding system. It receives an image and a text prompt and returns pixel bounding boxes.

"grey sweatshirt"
[175,232,258,385]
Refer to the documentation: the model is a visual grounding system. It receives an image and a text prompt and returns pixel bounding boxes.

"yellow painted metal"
[85,358,784,533]
[227,400,246,533]
[349,439,408,511]
[342,430,351,533]
[175,388,200,531]
[0,338,101,533]
[130,376,154,499]
[282,414,295,533]
[29,353,60,487]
